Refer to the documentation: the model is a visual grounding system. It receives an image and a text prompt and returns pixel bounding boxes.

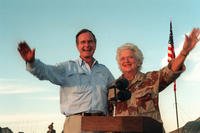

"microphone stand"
[113,87,117,117]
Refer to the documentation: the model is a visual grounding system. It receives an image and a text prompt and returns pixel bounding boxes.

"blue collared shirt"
[27,58,114,116]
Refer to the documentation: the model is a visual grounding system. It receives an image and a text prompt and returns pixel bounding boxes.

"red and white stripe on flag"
[168,43,175,62]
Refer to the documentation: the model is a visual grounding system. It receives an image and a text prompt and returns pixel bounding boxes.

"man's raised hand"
[18,41,35,63]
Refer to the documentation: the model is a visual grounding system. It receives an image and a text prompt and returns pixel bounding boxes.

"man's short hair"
[76,29,97,44]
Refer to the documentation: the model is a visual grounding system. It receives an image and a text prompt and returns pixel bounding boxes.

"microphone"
[109,78,129,90]
[109,78,131,101]
[117,90,131,101]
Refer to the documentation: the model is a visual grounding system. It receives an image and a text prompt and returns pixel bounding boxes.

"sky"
[0,0,200,132]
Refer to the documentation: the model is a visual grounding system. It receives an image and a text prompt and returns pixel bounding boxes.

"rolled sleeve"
[159,61,185,92]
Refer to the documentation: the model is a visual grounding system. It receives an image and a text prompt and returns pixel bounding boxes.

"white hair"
[116,43,144,70]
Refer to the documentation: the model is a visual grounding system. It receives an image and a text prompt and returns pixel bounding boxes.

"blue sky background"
[0,0,200,132]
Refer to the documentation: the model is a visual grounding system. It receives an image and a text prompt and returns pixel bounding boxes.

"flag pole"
[174,81,179,133]
[168,20,179,132]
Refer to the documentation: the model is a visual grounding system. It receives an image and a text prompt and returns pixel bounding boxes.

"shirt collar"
[77,57,98,67]
[121,71,144,84]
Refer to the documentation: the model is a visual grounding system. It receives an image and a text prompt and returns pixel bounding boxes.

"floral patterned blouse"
[108,63,184,123]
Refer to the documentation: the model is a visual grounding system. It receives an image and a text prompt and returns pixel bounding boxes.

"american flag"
[168,21,177,91]
[168,21,176,62]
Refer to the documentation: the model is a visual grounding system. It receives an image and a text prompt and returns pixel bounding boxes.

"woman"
[108,28,200,132]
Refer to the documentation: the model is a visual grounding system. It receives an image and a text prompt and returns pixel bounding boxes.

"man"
[18,29,115,133]
[108,28,200,132]
[47,123,56,133]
